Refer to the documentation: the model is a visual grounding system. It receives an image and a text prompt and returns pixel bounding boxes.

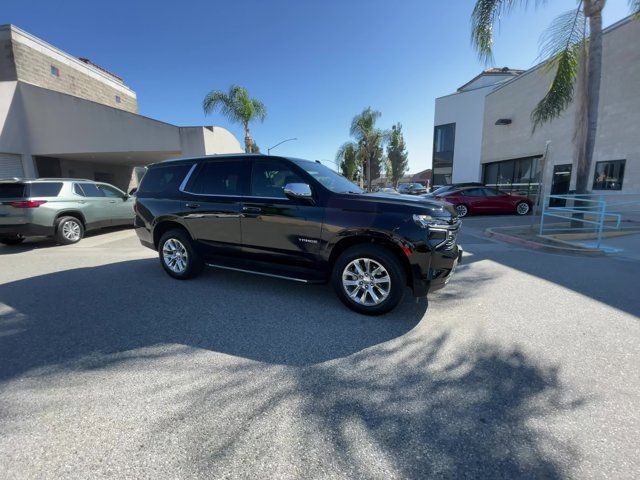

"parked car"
[425,182,485,197]
[0,178,135,245]
[431,186,532,217]
[377,187,400,194]
[134,154,462,315]
[397,183,428,195]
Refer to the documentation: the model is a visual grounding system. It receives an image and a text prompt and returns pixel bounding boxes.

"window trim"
[592,159,626,191]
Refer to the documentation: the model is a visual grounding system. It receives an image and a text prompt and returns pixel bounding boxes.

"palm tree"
[202,85,267,153]
[336,141,359,181]
[350,107,388,191]
[471,0,640,197]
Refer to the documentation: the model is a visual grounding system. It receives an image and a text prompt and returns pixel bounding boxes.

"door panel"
[241,159,323,268]
[181,160,249,259]
[74,182,113,228]
[461,188,488,212]
[481,187,511,212]
[97,183,134,225]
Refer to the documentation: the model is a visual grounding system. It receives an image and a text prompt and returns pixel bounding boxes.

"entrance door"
[550,164,572,207]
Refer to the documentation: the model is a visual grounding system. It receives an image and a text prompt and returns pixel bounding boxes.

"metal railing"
[540,193,640,248]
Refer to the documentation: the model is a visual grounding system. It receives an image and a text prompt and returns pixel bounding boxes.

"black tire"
[55,216,84,245]
[516,201,530,215]
[331,244,405,315]
[0,236,25,245]
[455,204,469,217]
[158,229,204,279]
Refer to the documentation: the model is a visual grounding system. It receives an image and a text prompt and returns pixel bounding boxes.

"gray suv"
[0,178,135,245]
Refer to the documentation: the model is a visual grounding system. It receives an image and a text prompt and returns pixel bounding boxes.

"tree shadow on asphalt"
[146,332,582,479]
[0,258,584,477]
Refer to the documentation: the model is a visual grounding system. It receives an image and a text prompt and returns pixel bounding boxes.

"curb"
[484,227,606,256]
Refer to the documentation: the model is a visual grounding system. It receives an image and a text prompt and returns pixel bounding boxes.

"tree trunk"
[244,123,252,153]
[578,0,605,194]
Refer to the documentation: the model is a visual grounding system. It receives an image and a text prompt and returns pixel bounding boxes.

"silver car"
[0,178,134,245]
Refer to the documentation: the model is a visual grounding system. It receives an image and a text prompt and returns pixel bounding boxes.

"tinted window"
[463,188,485,197]
[77,182,104,197]
[482,188,504,197]
[593,160,625,190]
[0,183,26,198]
[97,184,125,198]
[138,164,192,195]
[189,161,248,196]
[251,160,303,198]
[28,182,63,197]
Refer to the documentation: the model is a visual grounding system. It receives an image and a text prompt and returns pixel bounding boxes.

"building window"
[482,156,542,197]
[115,95,121,103]
[593,160,625,190]
[433,123,455,185]
[50,65,60,77]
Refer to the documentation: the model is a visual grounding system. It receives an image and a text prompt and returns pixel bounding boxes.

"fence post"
[539,196,547,236]
[596,199,605,248]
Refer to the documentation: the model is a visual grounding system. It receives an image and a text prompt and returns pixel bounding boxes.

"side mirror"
[284,183,313,200]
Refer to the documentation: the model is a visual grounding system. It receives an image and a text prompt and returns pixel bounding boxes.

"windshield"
[292,159,364,194]
[431,185,454,195]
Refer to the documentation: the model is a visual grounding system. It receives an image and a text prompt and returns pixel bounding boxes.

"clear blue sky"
[2,0,632,172]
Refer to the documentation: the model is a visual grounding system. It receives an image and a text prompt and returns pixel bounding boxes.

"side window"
[482,188,503,197]
[251,160,303,198]
[137,163,192,196]
[463,188,485,197]
[28,182,63,197]
[189,161,249,196]
[97,184,125,198]
[73,183,85,196]
[78,182,104,197]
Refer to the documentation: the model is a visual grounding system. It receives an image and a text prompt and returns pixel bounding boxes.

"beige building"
[434,15,639,197]
[0,24,242,190]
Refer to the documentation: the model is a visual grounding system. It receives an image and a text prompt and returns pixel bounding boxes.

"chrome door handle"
[185,203,200,209]
[109,200,117,203]
[242,206,262,214]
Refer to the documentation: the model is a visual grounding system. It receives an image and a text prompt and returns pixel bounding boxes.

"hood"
[361,192,457,217]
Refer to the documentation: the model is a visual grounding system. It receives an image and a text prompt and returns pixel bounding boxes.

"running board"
[205,263,309,283]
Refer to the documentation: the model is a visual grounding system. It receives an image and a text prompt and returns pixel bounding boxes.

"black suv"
[134,154,462,315]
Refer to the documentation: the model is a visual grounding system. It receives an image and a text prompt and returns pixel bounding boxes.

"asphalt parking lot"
[1,220,639,479]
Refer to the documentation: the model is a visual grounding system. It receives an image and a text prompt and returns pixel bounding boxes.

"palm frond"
[251,99,267,122]
[538,7,586,62]
[531,6,585,130]
[630,0,640,18]
[471,0,548,63]
[531,43,580,131]
[203,85,266,125]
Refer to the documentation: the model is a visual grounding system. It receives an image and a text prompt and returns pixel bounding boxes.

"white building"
[433,15,640,197]
[432,68,524,185]
[0,25,243,190]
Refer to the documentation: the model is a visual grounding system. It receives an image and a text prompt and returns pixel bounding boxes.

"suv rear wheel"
[158,229,204,279]
[332,244,405,315]
[55,216,84,245]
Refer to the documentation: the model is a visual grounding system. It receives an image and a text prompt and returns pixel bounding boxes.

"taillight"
[6,200,47,208]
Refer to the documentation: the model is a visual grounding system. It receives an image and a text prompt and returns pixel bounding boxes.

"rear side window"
[75,182,104,197]
[28,182,63,197]
[189,161,249,196]
[0,183,26,198]
[138,164,192,196]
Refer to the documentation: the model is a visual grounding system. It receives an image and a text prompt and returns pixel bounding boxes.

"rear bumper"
[0,223,54,238]
[410,245,462,297]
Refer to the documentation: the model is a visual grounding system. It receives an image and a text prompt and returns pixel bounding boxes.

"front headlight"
[413,214,450,229]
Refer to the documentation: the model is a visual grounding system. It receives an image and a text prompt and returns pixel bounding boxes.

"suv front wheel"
[332,244,405,315]
[158,229,204,279]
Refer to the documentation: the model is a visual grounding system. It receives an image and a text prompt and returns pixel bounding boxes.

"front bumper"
[0,223,54,238]
[410,244,462,297]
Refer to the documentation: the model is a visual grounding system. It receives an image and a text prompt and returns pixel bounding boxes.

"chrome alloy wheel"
[162,238,189,273]
[517,202,530,215]
[455,204,468,217]
[61,220,81,241]
[342,258,391,306]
